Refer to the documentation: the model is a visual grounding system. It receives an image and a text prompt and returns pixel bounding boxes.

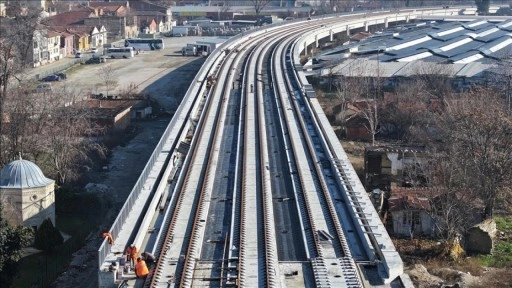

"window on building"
[412,211,420,225]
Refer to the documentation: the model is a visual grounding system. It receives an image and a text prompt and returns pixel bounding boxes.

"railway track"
[146,17,371,286]
[98,7,471,288]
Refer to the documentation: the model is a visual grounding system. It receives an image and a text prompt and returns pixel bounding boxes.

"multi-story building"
[47,30,61,61]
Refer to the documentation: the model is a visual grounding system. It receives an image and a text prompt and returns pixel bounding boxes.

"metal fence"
[95,28,247,270]
[97,119,171,269]
[31,59,84,80]
[96,17,284,270]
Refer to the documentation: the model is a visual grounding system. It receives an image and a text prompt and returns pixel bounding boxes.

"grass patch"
[495,216,512,233]
[474,216,512,268]
[477,241,512,268]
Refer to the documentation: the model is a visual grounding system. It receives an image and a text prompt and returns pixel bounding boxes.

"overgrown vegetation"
[9,187,105,288]
[312,13,511,286]
[0,204,34,287]
[477,216,512,268]
[34,219,64,252]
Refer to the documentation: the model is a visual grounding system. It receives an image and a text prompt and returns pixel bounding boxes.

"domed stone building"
[0,157,55,229]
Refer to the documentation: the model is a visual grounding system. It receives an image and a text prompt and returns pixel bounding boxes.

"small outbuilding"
[465,218,497,255]
[0,157,55,229]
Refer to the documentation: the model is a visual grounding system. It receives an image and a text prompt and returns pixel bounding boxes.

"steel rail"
[278,36,363,287]
[135,8,460,287]
[148,45,237,287]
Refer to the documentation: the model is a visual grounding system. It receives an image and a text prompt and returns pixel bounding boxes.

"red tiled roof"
[44,10,96,26]
[51,26,87,37]
[47,31,60,38]
[67,25,96,35]
[388,187,434,212]
[88,3,124,13]
[88,1,128,7]
[350,32,372,42]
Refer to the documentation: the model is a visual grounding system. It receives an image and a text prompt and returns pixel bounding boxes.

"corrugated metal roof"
[476,30,510,43]
[497,19,512,31]
[432,29,470,41]
[329,59,493,78]
[393,62,462,77]
[479,36,512,54]
[461,19,489,30]
[316,19,510,71]
[434,40,483,58]
[450,51,484,64]
[455,62,491,77]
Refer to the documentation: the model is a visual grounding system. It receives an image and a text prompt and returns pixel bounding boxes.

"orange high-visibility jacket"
[131,246,138,259]
[135,259,149,277]
[102,232,114,244]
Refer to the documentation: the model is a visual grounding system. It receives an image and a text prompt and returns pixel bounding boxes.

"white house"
[47,30,61,62]
[90,25,108,48]
[387,187,435,238]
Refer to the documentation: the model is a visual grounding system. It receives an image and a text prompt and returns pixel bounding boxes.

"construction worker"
[102,232,114,244]
[135,257,149,279]
[125,245,133,266]
[130,244,138,267]
[141,251,156,267]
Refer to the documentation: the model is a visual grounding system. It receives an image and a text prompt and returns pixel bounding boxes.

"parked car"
[91,47,98,53]
[75,52,83,58]
[86,58,99,64]
[42,74,60,82]
[86,55,107,64]
[55,72,67,80]
[32,83,53,93]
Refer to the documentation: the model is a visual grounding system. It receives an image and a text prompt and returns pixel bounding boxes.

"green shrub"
[34,219,63,252]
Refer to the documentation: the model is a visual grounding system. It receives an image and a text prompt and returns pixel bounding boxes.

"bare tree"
[0,8,41,164]
[331,74,360,130]
[334,60,381,144]
[475,0,491,14]
[423,151,481,243]
[380,78,431,141]
[3,83,106,184]
[250,0,272,15]
[41,103,105,184]
[411,62,454,104]
[359,99,379,145]
[486,48,512,111]
[98,64,118,98]
[422,90,512,218]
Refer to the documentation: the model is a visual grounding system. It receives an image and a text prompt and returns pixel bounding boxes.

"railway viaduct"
[97,6,480,288]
